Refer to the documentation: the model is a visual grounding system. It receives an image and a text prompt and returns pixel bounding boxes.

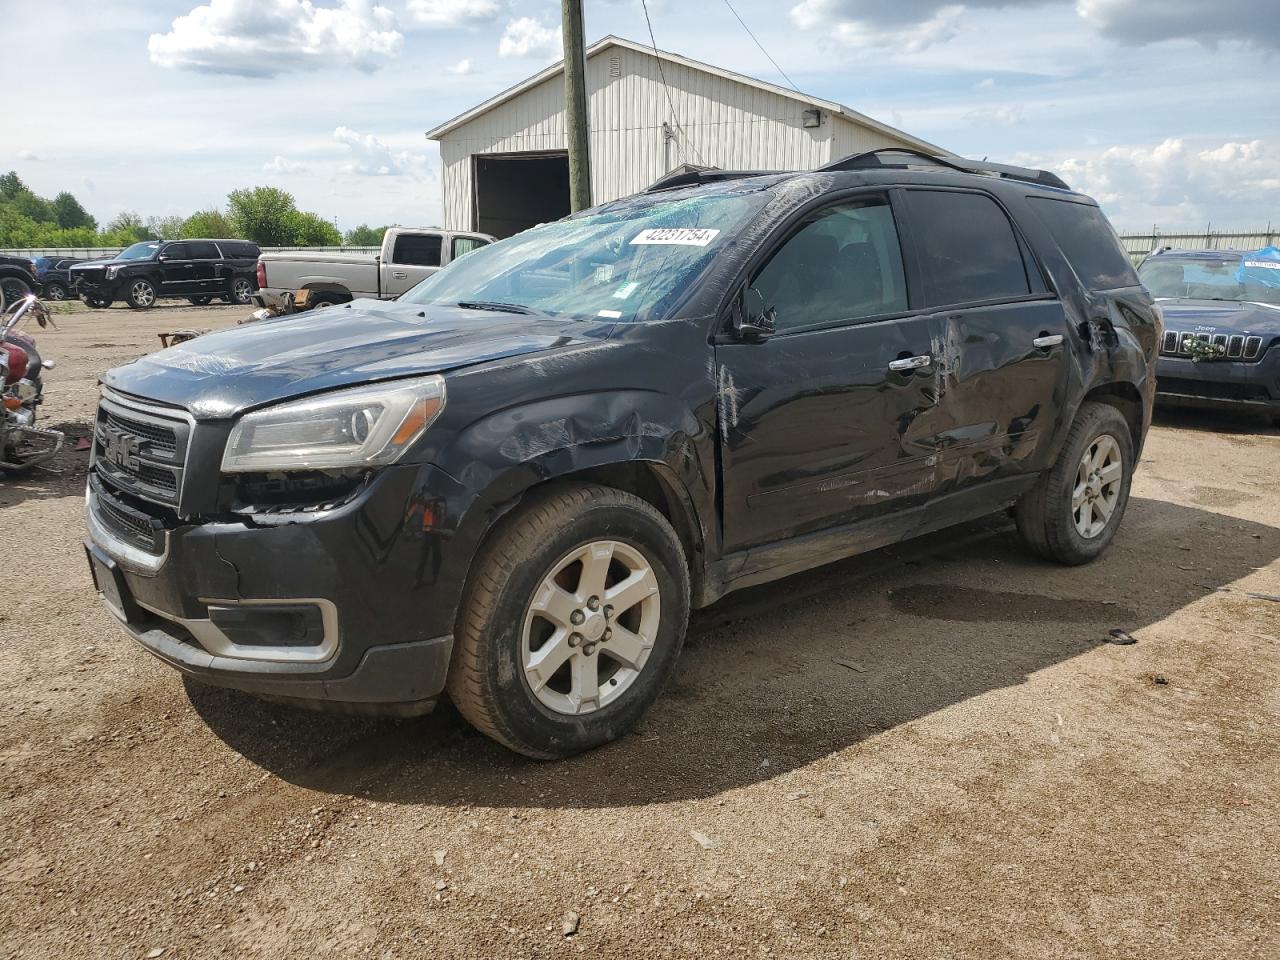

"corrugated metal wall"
[437,44,919,231]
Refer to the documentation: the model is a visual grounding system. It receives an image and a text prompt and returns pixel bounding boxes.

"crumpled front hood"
[1157,298,1280,336]
[103,299,611,419]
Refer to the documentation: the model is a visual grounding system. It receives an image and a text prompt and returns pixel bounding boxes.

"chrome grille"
[1159,330,1268,361]
[91,391,192,508]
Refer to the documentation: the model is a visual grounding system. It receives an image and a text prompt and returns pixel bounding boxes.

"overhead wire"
[720,0,799,92]
[639,0,707,167]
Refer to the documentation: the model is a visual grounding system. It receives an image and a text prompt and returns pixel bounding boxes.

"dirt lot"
[2,303,1278,959]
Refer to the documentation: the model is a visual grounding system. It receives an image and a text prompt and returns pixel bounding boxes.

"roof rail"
[645,168,779,193]
[820,148,1070,190]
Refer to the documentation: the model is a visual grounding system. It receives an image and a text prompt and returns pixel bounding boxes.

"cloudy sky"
[5,0,1276,232]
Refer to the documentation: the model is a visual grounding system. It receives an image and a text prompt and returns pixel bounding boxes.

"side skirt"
[697,474,1037,607]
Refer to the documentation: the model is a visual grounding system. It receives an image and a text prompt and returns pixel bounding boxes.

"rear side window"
[187,241,218,259]
[162,243,189,259]
[903,190,1031,306]
[1027,197,1138,290]
[393,233,442,267]
[218,241,259,259]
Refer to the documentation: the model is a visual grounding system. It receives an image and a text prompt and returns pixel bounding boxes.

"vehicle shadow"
[0,419,93,507]
[1152,405,1278,436]
[186,496,1280,807]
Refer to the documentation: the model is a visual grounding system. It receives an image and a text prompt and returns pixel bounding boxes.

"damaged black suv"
[85,150,1160,758]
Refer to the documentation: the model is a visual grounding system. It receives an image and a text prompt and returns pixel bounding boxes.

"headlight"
[221,375,446,473]
[105,266,119,279]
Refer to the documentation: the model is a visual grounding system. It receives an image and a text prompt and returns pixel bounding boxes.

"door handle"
[888,355,932,372]
[391,271,408,280]
[1033,334,1064,348]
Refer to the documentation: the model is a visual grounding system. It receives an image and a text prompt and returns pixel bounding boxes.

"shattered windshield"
[1138,255,1280,306]
[400,191,769,322]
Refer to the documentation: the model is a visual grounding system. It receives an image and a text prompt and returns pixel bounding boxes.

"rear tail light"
[256,260,267,288]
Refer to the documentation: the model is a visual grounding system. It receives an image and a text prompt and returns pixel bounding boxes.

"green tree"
[181,209,235,239]
[289,210,342,246]
[101,211,155,246]
[227,186,299,246]
[343,223,387,246]
[51,192,95,230]
[0,171,26,202]
[146,215,186,240]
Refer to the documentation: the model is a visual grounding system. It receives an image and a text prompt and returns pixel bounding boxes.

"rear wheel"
[447,483,690,758]
[229,278,254,305]
[43,281,68,301]
[125,278,157,309]
[188,295,212,306]
[84,294,113,309]
[1015,402,1134,565]
[307,292,345,310]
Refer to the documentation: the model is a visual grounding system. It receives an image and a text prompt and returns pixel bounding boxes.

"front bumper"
[1155,348,1280,415]
[83,462,473,715]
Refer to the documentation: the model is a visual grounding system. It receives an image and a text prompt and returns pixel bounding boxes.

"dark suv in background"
[85,150,1160,759]
[33,256,89,301]
[70,238,261,309]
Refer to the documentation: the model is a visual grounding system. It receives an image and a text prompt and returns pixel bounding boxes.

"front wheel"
[1015,402,1134,565]
[84,294,113,309]
[125,278,157,309]
[188,295,212,306]
[43,281,68,301]
[447,483,690,758]
[0,276,32,310]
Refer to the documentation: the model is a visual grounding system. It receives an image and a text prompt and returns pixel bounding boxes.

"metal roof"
[424,35,948,157]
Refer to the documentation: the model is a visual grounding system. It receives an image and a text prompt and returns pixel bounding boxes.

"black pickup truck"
[85,150,1160,758]
[0,254,38,310]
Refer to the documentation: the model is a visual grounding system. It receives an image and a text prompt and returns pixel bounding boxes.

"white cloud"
[1024,138,1280,227]
[448,58,474,75]
[976,77,995,89]
[407,0,505,28]
[497,17,561,58]
[1076,0,1279,51]
[963,103,1024,126]
[789,0,1047,50]
[264,155,306,174]
[149,0,402,77]
[17,150,39,161]
[332,126,427,177]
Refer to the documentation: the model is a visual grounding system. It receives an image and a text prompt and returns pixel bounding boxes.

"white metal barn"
[426,35,946,239]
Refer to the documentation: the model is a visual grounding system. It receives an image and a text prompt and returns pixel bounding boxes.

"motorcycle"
[1,295,63,472]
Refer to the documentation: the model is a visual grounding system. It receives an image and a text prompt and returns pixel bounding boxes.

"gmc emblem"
[101,425,144,471]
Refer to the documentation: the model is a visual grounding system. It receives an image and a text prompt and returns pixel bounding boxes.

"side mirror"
[733,287,776,342]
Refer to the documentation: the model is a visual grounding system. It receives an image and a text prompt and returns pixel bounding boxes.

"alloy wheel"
[45,284,67,301]
[131,281,155,307]
[1072,434,1123,538]
[521,539,661,715]
[233,279,252,302]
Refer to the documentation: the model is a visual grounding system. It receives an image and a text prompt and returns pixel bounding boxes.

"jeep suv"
[84,150,1160,758]
[70,238,261,309]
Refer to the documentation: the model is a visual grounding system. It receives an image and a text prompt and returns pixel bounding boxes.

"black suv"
[33,256,87,301]
[70,238,261,309]
[84,150,1160,758]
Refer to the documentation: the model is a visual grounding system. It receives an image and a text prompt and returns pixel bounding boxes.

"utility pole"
[561,0,591,212]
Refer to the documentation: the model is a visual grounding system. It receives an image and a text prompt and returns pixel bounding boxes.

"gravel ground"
[1,303,1278,959]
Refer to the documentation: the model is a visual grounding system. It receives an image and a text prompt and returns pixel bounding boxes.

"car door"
[158,242,195,294]
[384,232,443,296]
[898,188,1073,493]
[185,241,220,293]
[715,193,945,554]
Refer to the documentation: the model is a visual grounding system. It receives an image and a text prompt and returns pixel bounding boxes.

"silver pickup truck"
[254,226,494,310]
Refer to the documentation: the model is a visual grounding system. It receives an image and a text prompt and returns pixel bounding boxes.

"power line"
[639,0,706,167]
[720,0,799,92]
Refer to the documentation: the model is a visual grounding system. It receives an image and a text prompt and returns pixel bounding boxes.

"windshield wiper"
[456,300,540,315]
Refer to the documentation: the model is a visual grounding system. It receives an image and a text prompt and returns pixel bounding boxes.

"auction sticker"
[630,228,720,247]
[1242,260,1280,270]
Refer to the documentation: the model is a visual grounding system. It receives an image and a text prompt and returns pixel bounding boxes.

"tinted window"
[452,236,488,260]
[217,241,258,258]
[393,233,442,267]
[1028,197,1138,290]
[187,241,219,259]
[162,243,190,260]
[904,190,1031,306]
[751,197,908,333]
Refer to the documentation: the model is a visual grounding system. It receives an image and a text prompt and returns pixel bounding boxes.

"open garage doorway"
[472,151,571,239]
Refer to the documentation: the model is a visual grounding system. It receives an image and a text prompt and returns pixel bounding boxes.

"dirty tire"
[1015,401,1134,565]
[308,292,345,310]
[188,295,212,306]
[125,278,157,309]
[447,483,690,759]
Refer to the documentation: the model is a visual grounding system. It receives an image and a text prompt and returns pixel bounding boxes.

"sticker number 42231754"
[630,228,720,247]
